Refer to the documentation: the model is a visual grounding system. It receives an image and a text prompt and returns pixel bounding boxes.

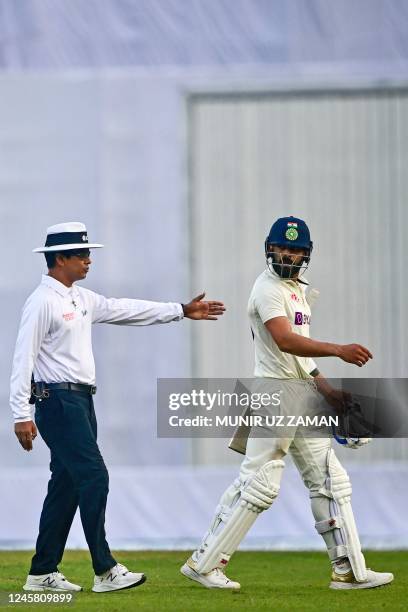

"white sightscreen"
[189,87,408,464]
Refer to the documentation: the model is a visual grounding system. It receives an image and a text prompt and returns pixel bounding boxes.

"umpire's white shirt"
[10,275,184,423]
[248,269,316,379]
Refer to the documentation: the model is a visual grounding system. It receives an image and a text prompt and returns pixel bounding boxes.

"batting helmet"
[265,216,313,279]
[265,216,313,254]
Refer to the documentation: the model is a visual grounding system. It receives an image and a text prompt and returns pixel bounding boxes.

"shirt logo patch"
[290,292,300,302]
[63,312,75,321]
[295,311,310,325]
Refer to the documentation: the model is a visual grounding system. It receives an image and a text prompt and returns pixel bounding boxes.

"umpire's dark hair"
[44,251,72,269]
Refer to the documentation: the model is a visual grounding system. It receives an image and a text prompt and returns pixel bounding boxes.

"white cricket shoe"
[181,560,240,590]
[23,572,82,592]
[330,567,394,590]
[92,562,146,593]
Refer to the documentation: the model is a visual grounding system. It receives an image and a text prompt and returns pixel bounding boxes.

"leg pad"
[193,460,284,574]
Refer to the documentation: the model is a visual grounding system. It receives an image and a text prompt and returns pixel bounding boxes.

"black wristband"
[310,368,320,377]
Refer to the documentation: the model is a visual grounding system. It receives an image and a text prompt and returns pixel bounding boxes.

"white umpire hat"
[33,222,104,253]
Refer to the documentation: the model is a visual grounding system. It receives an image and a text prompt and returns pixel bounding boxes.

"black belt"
[34,382,97,397]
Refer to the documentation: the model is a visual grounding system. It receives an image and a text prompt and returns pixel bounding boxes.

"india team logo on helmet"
[265,216,313,279]
[285,220,299,241]
[285,227,298,241]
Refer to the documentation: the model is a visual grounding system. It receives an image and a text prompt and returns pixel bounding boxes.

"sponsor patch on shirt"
[290,292,300,302]
[294,311,310,325]
[62,312,75,321]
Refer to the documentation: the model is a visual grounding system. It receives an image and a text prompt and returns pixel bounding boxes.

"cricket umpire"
[10,221,225,593]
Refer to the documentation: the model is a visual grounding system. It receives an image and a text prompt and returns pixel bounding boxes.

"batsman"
[181,216,394,591]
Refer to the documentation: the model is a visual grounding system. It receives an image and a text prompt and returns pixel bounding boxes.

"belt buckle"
[33,383,49,400]
[90,386,97,395]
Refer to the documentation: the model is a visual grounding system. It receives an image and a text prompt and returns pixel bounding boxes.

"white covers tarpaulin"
[0,0,407,550]
[1,464,406,549]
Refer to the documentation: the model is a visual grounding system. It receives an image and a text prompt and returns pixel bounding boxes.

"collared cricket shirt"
[10,275,184,422]
[248,269,317,379]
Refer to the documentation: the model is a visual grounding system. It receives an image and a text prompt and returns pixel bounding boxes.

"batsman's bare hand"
[183,292,226,320]
[14,420,37,451]
[338,344,373,367]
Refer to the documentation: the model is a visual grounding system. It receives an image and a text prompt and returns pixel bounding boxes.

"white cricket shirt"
[10,275,184,422]
[248,269,317,379]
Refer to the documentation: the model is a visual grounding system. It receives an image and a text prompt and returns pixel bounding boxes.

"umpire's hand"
[14,420,37,451]
[182,293,226,320]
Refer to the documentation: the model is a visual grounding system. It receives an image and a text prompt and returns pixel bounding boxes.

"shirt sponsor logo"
[290,292,300,302]
[294,311,310,325]
[63,312,75,321]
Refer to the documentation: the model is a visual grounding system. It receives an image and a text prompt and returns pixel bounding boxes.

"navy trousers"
[30,389,116,576]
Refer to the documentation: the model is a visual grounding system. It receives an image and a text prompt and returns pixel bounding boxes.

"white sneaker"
[181,559,240,590]
[92,563,146,593]
[330,567,394,590]
[23,572,82,592]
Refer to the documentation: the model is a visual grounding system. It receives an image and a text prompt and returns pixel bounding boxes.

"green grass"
[0,550,406,611]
